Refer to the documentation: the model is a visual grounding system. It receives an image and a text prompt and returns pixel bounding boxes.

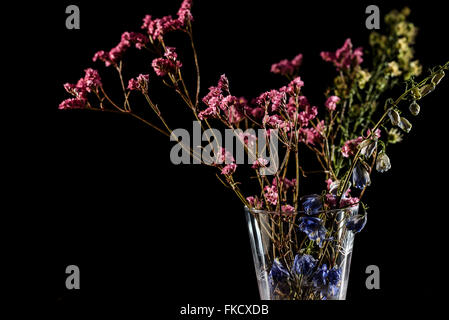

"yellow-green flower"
[386,61,402,77]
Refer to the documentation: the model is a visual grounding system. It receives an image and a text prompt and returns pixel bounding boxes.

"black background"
[37,0,448,315]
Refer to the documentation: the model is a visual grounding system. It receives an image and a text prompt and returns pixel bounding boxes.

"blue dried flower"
[312,265,342,298]
[312,264,329,287]
[292,254,317,277]
[327,267,342,296]
[298,217,329,247]
[268,258,291,296]
[301,194,323,215]
[328,266,342,286]
[346,214,367,233]
[352,163,371,189]
[269,258,290,283]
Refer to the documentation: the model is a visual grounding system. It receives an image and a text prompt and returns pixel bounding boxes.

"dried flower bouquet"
[59,2,447,299]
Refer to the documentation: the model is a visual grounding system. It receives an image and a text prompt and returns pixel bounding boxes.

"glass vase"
[244,206,358,300]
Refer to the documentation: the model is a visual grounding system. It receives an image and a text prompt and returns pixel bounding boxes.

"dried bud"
[352,163,371,190]
[411,87,422,100]
[346,214,367,233]
[359,139,377,158]
[376,152,391,173]
[409,101,420,116]
[420,83,435,97]
[431,70,445,86]
[398,117,412,133]
[389,109,401,126]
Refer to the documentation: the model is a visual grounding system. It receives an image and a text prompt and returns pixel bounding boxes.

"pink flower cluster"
[326,193,359,208]
[248,77,323,145]
[213,147,238,175]
[325,179,359,209]
[341,128,381,158]
[270,53,303,76]
[325,95,340,111]
[238,132,257,147]
[341,136,363,158]
[246,177,296,209]
[93,32,149,67]
[141,0,193,41]
[321,38,363,71]
[152,47,182,76]
[199,74,247,124]
[58,98,86,110]
[252,157,269,169]
[128,74,150,92]
[263,185,279,206]
[281,205,295,213]
[221,163,237,175]
[272,177,296,190]
[60,68,102,110]
[246,196,263,209]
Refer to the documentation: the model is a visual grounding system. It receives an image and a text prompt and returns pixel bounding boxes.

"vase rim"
[244,205,357,216]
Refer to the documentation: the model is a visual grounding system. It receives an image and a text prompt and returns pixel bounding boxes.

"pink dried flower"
[270,53,303,76]
[297,105,318,127]
[325,96,340,111]
[217,74,229,92]
[248,107,264,120]
[367,128,381,138]
[177,0,193,26]
[299,120,324,145]
[224,103,245,124]
[252,158,269,169]
[82,69,102,92]
[152,47,182,76]
[272,177,296,190]
[264,185,278,206]
[216,147,235,164]
[93,50,114,67]
[271,59,294,76]
[198,106,218,120]
[340,196,359,207]
[199,75,246,124]
[221,163,237,175]
[291,54,303,67]
[63,68,102,102]
[246,196,263,209]
[128,74,149,92]
[280,76,304,96]
[92,31,145,67]
[256,90,285,112]
[321,38,363,71]
[341,136,363,157]
[128,78,139,91]
[59,98,86,110]
[121,31,149,50]
[281,204,295,213]
[142,15,182,41]
[326,178,334,190]
[238,132,257,147]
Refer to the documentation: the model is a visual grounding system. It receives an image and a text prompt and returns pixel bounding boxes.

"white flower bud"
[359,139,377,158]
[389,109,401,126]
[420,83,435,97]
[398,117,412,133]
[376,152,391,173]
[432,70,445,85]
[409,101,420,116]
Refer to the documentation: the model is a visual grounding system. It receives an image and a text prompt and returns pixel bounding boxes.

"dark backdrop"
[41,0,448,315]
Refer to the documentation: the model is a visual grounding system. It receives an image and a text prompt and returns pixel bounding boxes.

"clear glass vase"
[244,206,359,300]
